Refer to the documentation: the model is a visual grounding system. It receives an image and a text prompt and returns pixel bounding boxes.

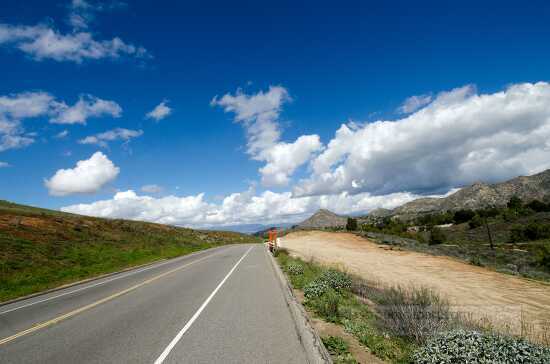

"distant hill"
[0,200,259,302]
[298,209,348,229]
[387,169,550,220]
[213,223,294,234]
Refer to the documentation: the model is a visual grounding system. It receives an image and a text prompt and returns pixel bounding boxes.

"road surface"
[0,244,309,363]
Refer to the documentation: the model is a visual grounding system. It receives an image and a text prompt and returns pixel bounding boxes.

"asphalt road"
[0,244,309,363]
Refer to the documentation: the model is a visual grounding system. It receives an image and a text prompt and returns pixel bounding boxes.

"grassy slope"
[0,200,260,302]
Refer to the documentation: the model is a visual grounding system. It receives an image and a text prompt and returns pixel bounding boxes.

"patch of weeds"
[412,329,550,364]
[286,263,304,275]
[322,336,358,364]
[343,319,413,363]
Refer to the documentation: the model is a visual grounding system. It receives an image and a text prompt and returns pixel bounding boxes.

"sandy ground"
[280,231,550,342]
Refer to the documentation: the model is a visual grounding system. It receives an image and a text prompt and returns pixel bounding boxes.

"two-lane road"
[0,244,309,363]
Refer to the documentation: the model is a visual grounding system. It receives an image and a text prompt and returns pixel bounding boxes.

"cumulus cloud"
[259,135,323,186]
[398,93,433,114]
[0,161,10,168]
[146,100,172,121]
[61,186,421,228]
[0,91,121,153]
[0,91,57,152]
[295,82,550,197]
[0,0,146,64]
[141,184,163,194]
[79,128,142,148]
[51,95,122,124]
[212,86,323,187]
[0,23,149,63]
[44,151,119,196]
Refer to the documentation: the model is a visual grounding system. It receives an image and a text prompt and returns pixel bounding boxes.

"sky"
[1,0,550,228]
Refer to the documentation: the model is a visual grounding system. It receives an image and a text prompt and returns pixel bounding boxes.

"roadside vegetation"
[0,200,260,302]
[277,249,550,363]
[357,196,550,282]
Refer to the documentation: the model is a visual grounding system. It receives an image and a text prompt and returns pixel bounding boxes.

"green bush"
[286,263,304,275]
[453,209,476,224]
[346,217,358,231]
[468,214,483,229]
[412,329,550,364]
[510,223,550,242]
[304,279,330,299]
[320,269,352,291]
[311,289,341,321]
[536,245,550,271]
[507,195,523,210]
[526,200,550,212]
[429,227,446,245]
[322,336,357,364]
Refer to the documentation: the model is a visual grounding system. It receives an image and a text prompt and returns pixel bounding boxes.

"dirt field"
[280,231,550,342]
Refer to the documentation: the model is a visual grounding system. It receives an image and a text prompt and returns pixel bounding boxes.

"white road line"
[154,245,254,364]
[0,247,225,316]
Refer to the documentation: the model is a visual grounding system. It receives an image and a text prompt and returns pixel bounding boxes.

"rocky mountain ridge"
[298,169,550,227]
[390,169,550,220]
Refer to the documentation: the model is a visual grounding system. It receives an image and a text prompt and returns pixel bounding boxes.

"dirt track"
[280,231,550,341]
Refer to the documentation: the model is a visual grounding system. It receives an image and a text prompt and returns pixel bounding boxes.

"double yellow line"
[0,251,218,346]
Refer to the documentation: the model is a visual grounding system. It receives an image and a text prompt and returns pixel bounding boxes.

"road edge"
[266,247,332,364]
[0,245,228,308]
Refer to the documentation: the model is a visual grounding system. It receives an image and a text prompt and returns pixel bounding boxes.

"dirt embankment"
[280,231,550,341]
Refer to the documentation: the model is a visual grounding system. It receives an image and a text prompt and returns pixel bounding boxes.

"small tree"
[453,209,475,224]
[346,217,358,231]
[429,227,446,245]
[507,195,522,210]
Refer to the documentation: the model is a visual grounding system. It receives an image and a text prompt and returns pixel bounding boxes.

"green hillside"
[0,200,260,302]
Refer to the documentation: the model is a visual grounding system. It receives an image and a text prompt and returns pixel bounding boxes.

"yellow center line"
[0,249,223,346]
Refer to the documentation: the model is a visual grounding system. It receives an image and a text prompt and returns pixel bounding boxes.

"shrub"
[526,200,550,212]
[312,289,341,321]
[346,217,358,231]
[507,195,523,210]
[304,279,330,299]
[429,227,446,245]
[375,286,451,343]
[453,209,475,224]
[412,329,550,364]
[536,245,550,271]
[469,215,483,229]
[322,335,349,355]
[286,263,304,275]
[322,336,357,364]
[510,224,526,243]
[320,269,352,291]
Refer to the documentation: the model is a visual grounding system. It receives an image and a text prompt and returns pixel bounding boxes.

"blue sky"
[1,0,550,227]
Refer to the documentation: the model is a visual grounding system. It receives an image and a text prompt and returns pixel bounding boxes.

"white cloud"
[45,151,119,196]
[212,86,322,187]
[0,91,120,153]
[295,82,550,197]
[51,94,122,124]
[0,91,57,152]
[141,184,163,194]
[398,93,433,114]
[61,186,421,228]
[0,161,10,168]
[79,128,142,147]
[55,130,69,139]
[259,135,323,187]
[146,100,172,121]
[0,19,148,63]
